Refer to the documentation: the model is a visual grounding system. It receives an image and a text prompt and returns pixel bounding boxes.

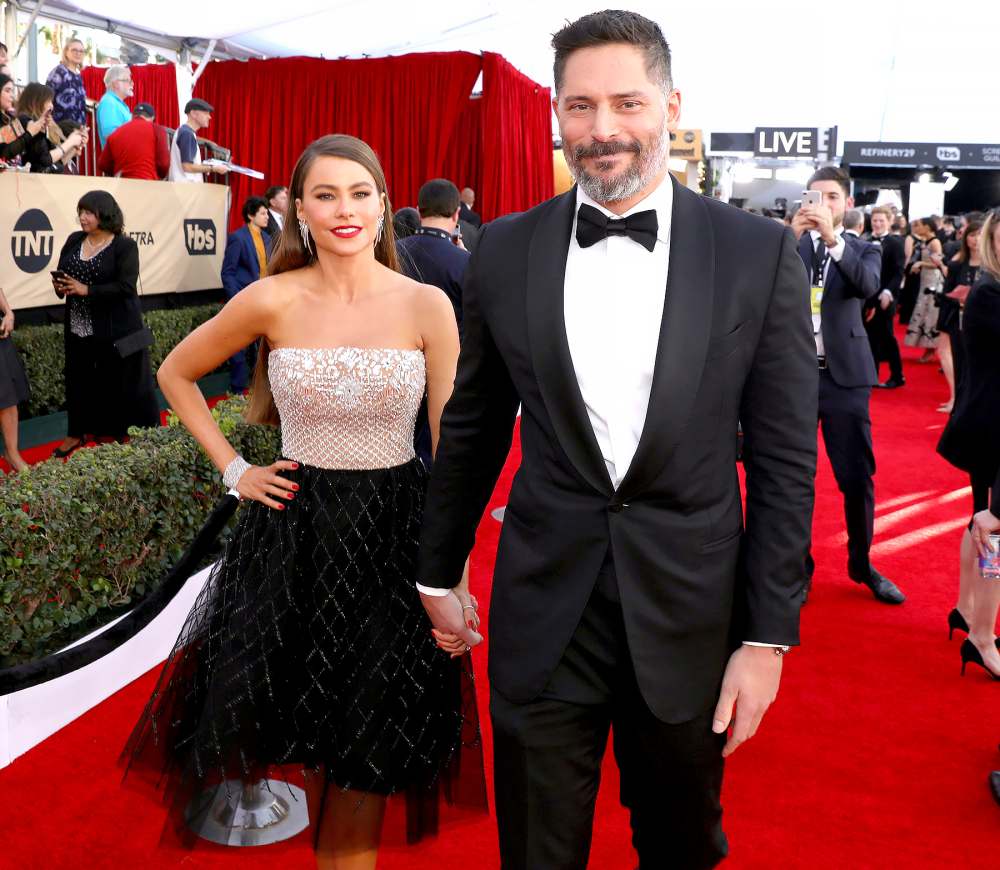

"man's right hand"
[790,210,814,241]
[420,589,483,654]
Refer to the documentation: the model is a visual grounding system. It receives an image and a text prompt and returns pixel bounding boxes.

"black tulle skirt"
[121,458,487,848]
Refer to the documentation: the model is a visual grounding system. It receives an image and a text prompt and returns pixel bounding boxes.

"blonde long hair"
[980,210,1000,280]
[244,135,400,425]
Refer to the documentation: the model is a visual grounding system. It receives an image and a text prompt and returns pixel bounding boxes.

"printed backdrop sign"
[2,173,229,310]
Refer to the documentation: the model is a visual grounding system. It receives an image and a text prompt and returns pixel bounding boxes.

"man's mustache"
[572,140,641,160]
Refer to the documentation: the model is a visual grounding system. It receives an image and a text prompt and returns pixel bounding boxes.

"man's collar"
[575,172,673,243]
[810,227,844,242]
[415,226,452,242]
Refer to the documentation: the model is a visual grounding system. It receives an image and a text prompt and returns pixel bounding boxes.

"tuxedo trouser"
[817,370,876,577]
[865,309,903,382]
[490,556,728,870]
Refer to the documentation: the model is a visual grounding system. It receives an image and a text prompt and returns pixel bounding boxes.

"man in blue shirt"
[96,65,133,147]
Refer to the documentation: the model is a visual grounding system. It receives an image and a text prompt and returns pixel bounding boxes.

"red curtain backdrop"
[441,96,483,210]
[194,53,482,231]
[80,64,179,174]
[478,52,554,222]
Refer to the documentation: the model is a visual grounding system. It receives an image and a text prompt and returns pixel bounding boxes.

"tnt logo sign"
[11,209,55,273]
[936,146,961,162]
[184,219,216,255]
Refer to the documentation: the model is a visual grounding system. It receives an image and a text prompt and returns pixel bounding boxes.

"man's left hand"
[712,644,783,758]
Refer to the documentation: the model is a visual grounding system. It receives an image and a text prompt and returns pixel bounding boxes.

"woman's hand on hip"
[236,460,300,509]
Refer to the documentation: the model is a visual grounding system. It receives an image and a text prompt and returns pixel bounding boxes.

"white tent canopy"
[18,0,1000,145]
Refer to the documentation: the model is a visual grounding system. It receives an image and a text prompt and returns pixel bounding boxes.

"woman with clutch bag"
[51,191,159,457]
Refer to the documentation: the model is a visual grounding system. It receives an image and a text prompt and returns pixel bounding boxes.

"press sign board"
[754,127,819,159]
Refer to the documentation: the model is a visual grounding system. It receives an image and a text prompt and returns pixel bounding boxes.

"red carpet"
[1,341,997,869]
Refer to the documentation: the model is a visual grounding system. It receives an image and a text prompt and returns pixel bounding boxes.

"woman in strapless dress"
[121,135,487,867]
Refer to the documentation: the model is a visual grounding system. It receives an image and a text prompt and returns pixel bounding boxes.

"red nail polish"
[292,484,299,491]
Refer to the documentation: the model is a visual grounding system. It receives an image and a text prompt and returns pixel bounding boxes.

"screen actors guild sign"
[11,208,55,273]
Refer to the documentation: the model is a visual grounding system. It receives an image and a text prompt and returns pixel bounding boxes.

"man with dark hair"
[397,178,469,335]
[792,167,905,605]
[221,196,271,391]
[866,204,906,388]
[98,103,170,180]
[417,10,817,867]
[263,184,288,242]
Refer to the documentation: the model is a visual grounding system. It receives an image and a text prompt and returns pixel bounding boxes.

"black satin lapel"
[526,189,614,496]
[617,178,715,500]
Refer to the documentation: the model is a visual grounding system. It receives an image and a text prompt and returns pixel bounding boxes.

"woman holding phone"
[938,209,1000,680]
[50,190,158,458]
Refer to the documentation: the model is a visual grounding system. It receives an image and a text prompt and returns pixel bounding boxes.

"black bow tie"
[576,203,659,253]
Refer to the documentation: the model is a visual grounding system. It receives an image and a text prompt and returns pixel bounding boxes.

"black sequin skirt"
[121,458,486,847]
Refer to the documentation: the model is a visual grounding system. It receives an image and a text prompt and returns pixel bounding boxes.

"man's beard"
[565,129,670,203]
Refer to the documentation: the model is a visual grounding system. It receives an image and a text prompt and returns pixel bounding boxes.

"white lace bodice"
[267,347,426,470]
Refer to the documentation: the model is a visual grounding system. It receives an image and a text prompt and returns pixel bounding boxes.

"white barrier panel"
[0,563,213,770]
[1,173,229,310]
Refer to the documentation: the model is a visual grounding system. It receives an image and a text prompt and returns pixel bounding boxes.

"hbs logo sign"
[184,219,217,255]
[11,209,55,273]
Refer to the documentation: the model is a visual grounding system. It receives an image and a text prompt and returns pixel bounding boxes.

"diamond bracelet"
[222,455,252,491]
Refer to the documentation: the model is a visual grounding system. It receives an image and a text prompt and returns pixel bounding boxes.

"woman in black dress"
[122,135,486,866]
[938,215,984,412]
[0,285,29,472]
[51,191,159,457]
[938,209,1000,680]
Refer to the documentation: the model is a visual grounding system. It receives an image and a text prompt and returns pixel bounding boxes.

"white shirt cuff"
[826,237,846,262]
[416,582,451,597]
[743,641,785,648]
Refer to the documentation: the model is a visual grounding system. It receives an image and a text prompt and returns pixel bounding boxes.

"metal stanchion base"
[185,779,309,847]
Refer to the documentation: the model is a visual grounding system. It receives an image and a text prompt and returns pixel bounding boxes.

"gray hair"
[104,65,130,87]
[843,208,865,232]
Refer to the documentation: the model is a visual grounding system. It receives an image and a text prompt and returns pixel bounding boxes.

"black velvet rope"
[0,495,239,696]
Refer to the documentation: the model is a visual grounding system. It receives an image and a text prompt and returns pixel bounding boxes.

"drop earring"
[298,218,312,254]
[374,214,384,247]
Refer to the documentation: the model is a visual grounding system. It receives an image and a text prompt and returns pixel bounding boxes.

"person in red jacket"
[97,103,169,180]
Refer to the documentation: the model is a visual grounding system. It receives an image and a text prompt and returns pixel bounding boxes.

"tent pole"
[13,0,43,60]
[190,38,217,89]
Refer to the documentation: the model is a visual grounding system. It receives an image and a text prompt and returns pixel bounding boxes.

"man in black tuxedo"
[792,168,905,605]
[263,185,287,249]
[417,12,817,868]
[459,186,481,227]
[865,205,906,388]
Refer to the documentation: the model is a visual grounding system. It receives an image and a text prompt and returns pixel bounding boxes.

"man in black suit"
[865,205,906,388]
[792,168,905,605]
[459,186,481,227]
[417,11,817,868]
[263,184,287,248]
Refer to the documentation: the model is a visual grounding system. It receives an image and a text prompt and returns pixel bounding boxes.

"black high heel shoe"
[52,437,86,460]
[948,608,969,639]
[949,609,1000,648]
[959,639,1000,680]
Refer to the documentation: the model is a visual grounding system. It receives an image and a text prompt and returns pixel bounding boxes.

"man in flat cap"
[169,97,228,182]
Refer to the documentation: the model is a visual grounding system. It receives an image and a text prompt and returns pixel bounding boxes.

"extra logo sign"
[754,127,818,159]
[184,219,216,255]
[11,209,55,273]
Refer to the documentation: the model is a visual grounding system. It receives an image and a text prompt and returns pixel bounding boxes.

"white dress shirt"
[809,227,845,356]
[565,180,673,489]
[269,209,284,231]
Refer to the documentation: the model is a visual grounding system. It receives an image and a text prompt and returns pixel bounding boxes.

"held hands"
[421,588,483,657]
[235,460,300,509]
[54,275,88,296]
[712,644,783,758]
[970,510,1000,559]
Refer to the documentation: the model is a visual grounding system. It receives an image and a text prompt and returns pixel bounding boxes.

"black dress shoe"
[850,567,905,604]
[877,377,906,389]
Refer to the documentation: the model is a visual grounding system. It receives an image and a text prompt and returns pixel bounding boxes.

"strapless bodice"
[267,347,425,470]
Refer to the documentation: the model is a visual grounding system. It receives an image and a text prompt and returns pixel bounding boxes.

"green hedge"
[0,397,280,667]
[11,304,223,419]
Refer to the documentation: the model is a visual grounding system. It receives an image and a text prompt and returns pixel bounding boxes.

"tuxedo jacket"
[797,232,881,388]
[418,179,818,723]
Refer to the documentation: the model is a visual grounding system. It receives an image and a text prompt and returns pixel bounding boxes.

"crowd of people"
[1,9,999,867]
